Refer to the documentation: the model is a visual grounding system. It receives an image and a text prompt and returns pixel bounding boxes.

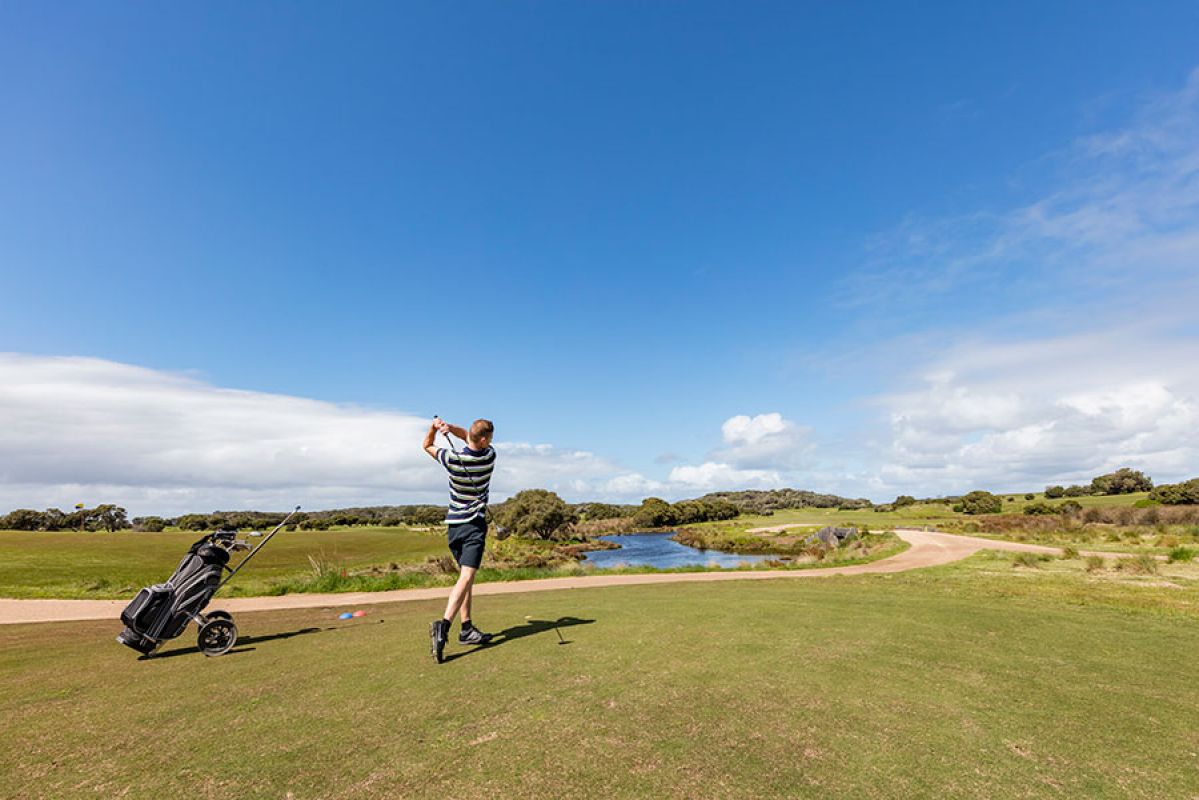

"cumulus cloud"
[820,68,1199,498]
[715,412,811,469]
[0,354,646,514]
[874,327,1199,495]
[667,462,784,492]
[652,412,812,493]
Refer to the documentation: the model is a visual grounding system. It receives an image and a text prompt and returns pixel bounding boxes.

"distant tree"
[1090,468,1153,495]
[576,503,635,520]
[494,489,578,540]
[41,508,68,530]
[1044,486,1066,499]
[631,497,679,529]
[177,514,210,531]
[90,504,129,532]
[1024,493,1035,501]
[837,498,873,511]
[953,491,1002,515]
[1,509,44,531]
[404,506,446,526]
[1063,485,1090,498]
[893,495,916,508]
[1150,478,1199,505]
[1023,501,1062,516]
[135,516,167,532]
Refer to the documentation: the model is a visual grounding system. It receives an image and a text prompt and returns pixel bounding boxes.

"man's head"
[467,418,494,450]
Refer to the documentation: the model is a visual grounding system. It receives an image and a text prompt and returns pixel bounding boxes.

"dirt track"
[0,528,1121,625]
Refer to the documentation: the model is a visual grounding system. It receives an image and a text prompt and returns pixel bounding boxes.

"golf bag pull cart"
[117,506,301,657]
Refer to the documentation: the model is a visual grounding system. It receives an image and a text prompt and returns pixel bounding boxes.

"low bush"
[1115,554,1159,575]
[1168,546,1196,564]
[1085,555,1105,572]
[1013,552,1048,569]
[1060,545,1079,560]
[954,491,1002,515]
[1150,478,1199,505]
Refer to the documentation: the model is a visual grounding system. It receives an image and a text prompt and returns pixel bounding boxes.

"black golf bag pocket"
[121,583,174,632]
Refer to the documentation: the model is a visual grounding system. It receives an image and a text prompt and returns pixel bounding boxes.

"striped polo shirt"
[437,445,496,525]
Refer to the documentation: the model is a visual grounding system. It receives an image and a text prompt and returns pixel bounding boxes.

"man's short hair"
[470,419,494,440]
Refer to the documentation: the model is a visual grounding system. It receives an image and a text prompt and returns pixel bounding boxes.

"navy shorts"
[447,518,487,569]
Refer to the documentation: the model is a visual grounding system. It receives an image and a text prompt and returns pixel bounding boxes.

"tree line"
[0,505,130,532]
[5,467,1195,533]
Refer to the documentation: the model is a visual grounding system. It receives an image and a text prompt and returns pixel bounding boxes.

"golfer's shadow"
[443,616,595,662]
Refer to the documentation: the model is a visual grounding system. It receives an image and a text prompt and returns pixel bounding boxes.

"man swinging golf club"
[423,416,498,663]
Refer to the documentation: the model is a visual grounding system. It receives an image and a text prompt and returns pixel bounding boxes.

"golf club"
[434,416,509,539]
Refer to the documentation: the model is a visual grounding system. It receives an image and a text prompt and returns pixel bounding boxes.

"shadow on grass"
[443,616,596,663]
[143,624,351,660]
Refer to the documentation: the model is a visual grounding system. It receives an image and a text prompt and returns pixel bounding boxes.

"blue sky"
[2,3,1199,514]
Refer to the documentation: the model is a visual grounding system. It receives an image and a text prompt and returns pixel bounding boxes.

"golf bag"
[117,507,300,658]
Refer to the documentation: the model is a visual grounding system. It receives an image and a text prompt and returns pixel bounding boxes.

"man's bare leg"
[459,583,473,625]
[443,566,477,622]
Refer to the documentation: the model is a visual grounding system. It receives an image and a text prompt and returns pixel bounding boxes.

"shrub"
[1060,545,1079,560]
[1090,467,1154,495]
[893,495,916,508]
[135,516,167,532]
[1115,554,1159,575]
[1168,546,1196,563]
[1044,485,1066,499]
[1085,555,1105,572]
[1150,478,1199,505]
[954,491,1003,515]
[1064,485,1090,497]
[495,489,579,540]
[1013,552,1047,568]
[1059,500,1083,514]
[177,514,210,531]
[0,509,45,530]
[1024,493,1035,501]
[1023,501,1061,516]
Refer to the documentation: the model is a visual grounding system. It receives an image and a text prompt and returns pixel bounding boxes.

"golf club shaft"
[435,417,498,528]
[216,505,301,591]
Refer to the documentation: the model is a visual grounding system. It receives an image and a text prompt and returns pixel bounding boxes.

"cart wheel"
[197,618,238,657]
[205,610,233,623]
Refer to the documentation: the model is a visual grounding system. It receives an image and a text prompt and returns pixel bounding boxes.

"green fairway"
[3,558,1197,799]
[0,527,447,599]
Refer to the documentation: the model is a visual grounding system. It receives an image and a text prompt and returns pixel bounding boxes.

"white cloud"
[873,328,1199,495]
[840,67,1199,309]
[0,354,649,515]
[667,462,784,492]
[714,412,811,469]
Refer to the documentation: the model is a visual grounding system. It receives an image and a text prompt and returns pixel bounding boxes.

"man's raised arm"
[422,420,441,459]
[435,417,469,442]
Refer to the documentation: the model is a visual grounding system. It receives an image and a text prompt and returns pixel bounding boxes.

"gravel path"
[0,528,1120,625]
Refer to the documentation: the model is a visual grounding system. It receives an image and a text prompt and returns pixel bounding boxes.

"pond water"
[582,532,771,570]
